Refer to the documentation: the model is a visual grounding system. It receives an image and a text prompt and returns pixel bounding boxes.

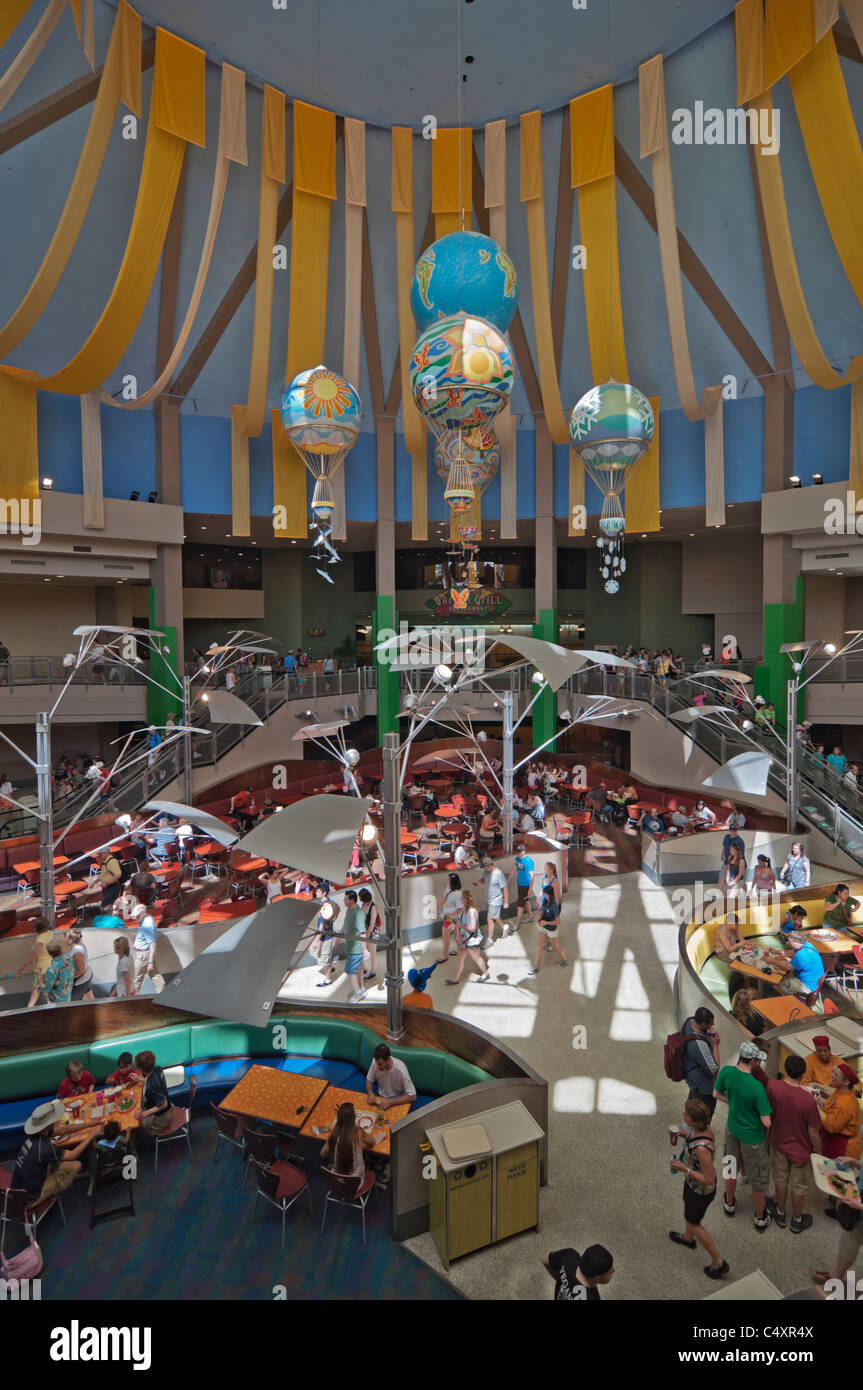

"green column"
[147,587,182,728]
[532,608,558,751]
[374,595,400,743]
[754,576,803,729]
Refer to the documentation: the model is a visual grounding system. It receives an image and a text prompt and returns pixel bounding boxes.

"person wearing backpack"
[674,1007,721,1119]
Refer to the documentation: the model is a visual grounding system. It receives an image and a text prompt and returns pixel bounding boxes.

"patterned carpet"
[23,1115,462,1302]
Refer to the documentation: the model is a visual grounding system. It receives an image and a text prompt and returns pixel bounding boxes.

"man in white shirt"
[365,1043,416,1111]
[477,856,509,946]
[527,768,539,790]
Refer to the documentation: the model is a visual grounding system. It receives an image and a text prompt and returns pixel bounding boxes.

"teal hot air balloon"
[570,380,654,595]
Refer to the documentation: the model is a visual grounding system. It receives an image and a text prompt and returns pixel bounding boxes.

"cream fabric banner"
[486,120,517,540]
[97,61,247,410]
[337,117,366,543]
[0,0,65,115]
[80,393,104,529]
[844,0,863,52]
[639,54,725,527]
[392,126,427,540]
[851,380,863,495]
[83,0,94,69]
[0,0,141,359]
[815,0,840,42]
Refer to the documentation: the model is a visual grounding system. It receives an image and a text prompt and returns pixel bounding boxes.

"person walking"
[713,1040,773,1231]
[435,872,463,963]
[778,841,811,890]
[764,1055,821,1233]
[445,890,490,985]
[342,889,368,1002]
[476,857,508,947]
[680,1007,721,1118]
[527,879,567,975]
[668,1096,728,1280]
[508,844,536,930]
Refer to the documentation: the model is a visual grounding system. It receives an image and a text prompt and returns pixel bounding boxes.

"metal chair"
[825,945,863,1005]
[320,1166,377,1246]
[0,1172,65,1240]
[87,1142,136,1228]
[248,1155,312,1248]
[241,1124,279,1188]
[212,1103,246,1174]
[153,1074,197,1173]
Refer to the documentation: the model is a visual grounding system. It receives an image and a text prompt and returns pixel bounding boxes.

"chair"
[211,1103,246,1173]
[88,1143,135,1228]
[320,1166,377,1247]
[153,1074,197,1173]
[0,1173,65,1240]
[825,945,863,1005]
[241,1124,279,1187]
[248,1155,312,1248]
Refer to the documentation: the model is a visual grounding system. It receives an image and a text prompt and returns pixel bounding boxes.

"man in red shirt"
[765,1055,821,1233]
[57,1059,95,1099]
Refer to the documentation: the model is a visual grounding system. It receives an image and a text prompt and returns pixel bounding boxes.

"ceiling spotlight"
[128,490,140,501]
[41,477,53,490]
[403,693,418,709]
[434,664,453,684]
[811,473,823,485]
[789,475,801,488]
[147,490,158,503]
[477,730,488,741]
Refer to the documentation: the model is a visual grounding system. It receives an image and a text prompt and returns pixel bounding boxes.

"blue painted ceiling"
[1,0,863,434]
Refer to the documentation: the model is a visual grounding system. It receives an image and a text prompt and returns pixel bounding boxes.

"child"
[105,1052,143,1086]
[57,1059,95,1099]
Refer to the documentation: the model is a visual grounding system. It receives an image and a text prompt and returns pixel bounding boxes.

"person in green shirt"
[341,889,368,1003]
[713,1040,773,1231]
[822,884,861,932]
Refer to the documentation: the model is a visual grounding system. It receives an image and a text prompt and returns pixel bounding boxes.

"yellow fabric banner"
[83,0,94,69]
[734,0,764,106]
[152,27,205,147]
[0,0,66,116]
[272,406,305,537]
[432,127,471,236]
[750,90,863,389]
[0,0,141,359]
[262,83,286,183]
[98,61,247,410]
[293,100,336,199]
[17,26,198,395]
[639,53,724,526]
[789,35,863,309]
[230,405,250,536]
[0,369,39,500]
[338,117,366,543]
[851,380,863,495]
[520,111,569,445]
[0,0,34,50]
[577,176,628,384]
[570,85,613,188]
[625,397,660,533]
[392,126,427,537]
[764,0,814,89]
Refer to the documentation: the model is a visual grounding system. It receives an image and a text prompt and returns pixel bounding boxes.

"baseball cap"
[739,1040,767,1063]
[581,1245,614,1279]
[481,855,494,867]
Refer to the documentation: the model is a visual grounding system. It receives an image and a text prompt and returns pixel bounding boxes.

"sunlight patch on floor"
[552,1076,597,1113]
[597,1077,657,1115]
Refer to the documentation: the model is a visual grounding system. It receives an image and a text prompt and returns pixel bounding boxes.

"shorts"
[775,973,810,996]
[318,938,335,966]
[345,952,363,975]
[487,897,504,919]
[771,1149,811,1198]
[838,1220,863,1266]
[538,921,559,937]
[517,884,531,907]
[683,1183,716,1226]
[140,1107,174,1135]
[70,974,93,1001]
[725,1132,770,1191]
[38,1164,76,1202]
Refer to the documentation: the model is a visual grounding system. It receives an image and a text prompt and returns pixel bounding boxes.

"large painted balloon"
[411,231,519,334]
[279,365,361,454]
[410,315,514,435]
[568,379,654,473]
[434,425,500,495]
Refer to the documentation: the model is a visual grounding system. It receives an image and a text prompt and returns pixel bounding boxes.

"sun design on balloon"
[299,370,357,421]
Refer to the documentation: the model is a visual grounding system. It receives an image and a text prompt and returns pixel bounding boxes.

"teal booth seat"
[0,1014,494,1151]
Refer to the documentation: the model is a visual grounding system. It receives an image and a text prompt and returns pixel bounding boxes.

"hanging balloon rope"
[279,365,362,582]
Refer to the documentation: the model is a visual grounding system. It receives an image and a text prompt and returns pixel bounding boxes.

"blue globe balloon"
[411,231,519,334]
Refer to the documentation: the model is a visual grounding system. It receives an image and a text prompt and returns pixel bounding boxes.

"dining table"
[435,804,459,818]
[299,1086,410,1158]
[53,878,88,901]
[220,1064,329,1131]
[13,855,70,884]
[55,1081,143,1147]
[750,996,816,1026]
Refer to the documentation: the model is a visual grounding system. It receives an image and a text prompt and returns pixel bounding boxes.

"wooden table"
[56,1081,143,1146]
[13,855,69,884]
[220,1064,328,1129]
[805,929,860,956]
[435,805,458,818]
[54,879,88,900]
[300,1085,410,1158]
[400,830,418,845]
[728,954,787,991]
[751,996,816,1026]
[150,861,181,879]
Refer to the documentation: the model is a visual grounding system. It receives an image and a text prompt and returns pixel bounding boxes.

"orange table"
[805,929,860,956]
[232,856,268,873]
[300,1085,410,1158]
[751,996,815,1026]
[150,861,181,878]
[54,879,88,900]
[400,830,418,845]
[13,855,69,884]
[56,1081,143,1146]
[220,1064,328,1129]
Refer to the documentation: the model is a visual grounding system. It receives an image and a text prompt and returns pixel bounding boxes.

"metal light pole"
[786,672,799,835]
[35,712,55,929]
[502,689,515,856]
[381,731,404,1041]
[182,673,193,806]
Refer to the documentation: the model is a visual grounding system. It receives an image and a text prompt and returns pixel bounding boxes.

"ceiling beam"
[615,137,772,383]
[470,141,543,416]
[0,35,156,157]
[551,110,573,367]
[156,153,188,376]
[835,19,863,64]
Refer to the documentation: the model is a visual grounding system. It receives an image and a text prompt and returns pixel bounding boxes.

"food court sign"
[425,589,512,619]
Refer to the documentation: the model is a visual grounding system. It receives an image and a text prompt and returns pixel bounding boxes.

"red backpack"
[663,1018,693,1082]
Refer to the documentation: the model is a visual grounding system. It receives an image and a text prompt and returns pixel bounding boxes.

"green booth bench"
[0,1014,494,1153]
